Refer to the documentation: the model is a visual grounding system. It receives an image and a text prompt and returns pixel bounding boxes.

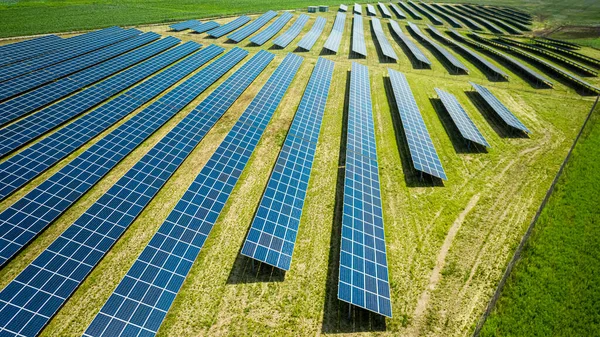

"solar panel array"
[478,6,530,31]
[470,82,531,133]
[407,22,469,74]
[207,16,251,38]
[398,1,422,20]
[0,33,166,129]
[0,46,238,268]
[366,4,377,16]
[190,21,220,34]
[0,49,270,337]
[0,42,205,201]
[532,39,600,68]
[340,4,348,12]
[409,1,443,25]
[297,17,327,51]
[354,3,362,14]
[389,20,431,66]
[434,88,490,147]
[351,14,367,57]
[0,35,63,67]
[0,37,182,157]
[461,5,521,35]
[241,57,334,270]
[438,4,484,31]
[420,2,462,27]
[452,5,504,34]
[228,11,277,42]
[250,12,294,45]
[389,3,406,19]
[371,18,398,60]
[273,14,309,48]
[169,20,200,31]
[377,3,392,18]
[388,69,446,180]
[323,12,346,53]
[338,62,392,317]
[84,52,303,337]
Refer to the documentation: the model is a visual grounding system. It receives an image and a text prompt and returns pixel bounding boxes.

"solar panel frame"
[434,88,490,147]
[351,14,367,57]
[323,12,346,53]
[250,12,294,46]
[190,21,220,34]
[388,20,431,65]
[297,16,327,51]
[207,16,251,38]
[470,81,531,133]
[240,57,334,270]
[371,17,398,60]
[377,3,392,18]
[388,68,447,180]
[83,52,303,337]
[366,4,377,16]
[228,10,277,42]
[273,14,310,48]
[389,3,406,19]
[407,22,469,74]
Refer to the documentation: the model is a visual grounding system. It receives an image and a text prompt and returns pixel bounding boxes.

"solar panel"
[228,11,277,42]
[83,53,303,337]
[169,19,201,31]
[241,57,334,270]
[297,16,327,51]
[0,46,238,268]
[407,22,468,74]
[389,3,406,19]
[451,5,503,34]
[371,18,398,60]
[388,20,431,65]
[378,3,392,18]
[338,62,392,317]
[398,1,422,19]
[340,4,348,12]
[366,4,377,16]
[207,16,251,38]
[479,6,530,31]
[273,14,309,48]
[388,69,446,180]
[0,37,182,157]
[470,81,531,133]
[409,1,443,25]
[434,88,490,147]
[352,14,367,57]
[250,12,294,45]
[323,12,346,53]
[0,32,164,125]
[354,3,362,14]
[0,42,203,201]
[531,39,600,68]
[0,35,62,67]
[462,5,521,35]
[438,4,484,31]
[0,50,271,337]
[420,2,462,27]
[190,21,220,34]
[0,28,141,83]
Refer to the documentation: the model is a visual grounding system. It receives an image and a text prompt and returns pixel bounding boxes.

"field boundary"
[472,93,600,336]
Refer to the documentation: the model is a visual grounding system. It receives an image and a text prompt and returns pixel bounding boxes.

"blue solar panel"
[352,14,367,57]
[470,82,531,133]
[323,12,346,53]
[0,35,62,67]
[273,14,310,48]
[0,28,141,83]
[190,21,220,34]
[0,32,163,125]
[410,1,443,25]
[0,37,181,157]
[0,50,272,337]
[0,46,238,268]
[354,3,362,14]
[241,57,334,270]
[297,17,327,51]
[0,42,202,201]
[388,20,431,66]
[371,17,397,60]
[169,19,201,31]
[389,3,406,19]
[207,16,251,38]
[388,69,447,180]
[338,62,392,317]
[407,22,469,74]
[377,3,392,17]
[228,11,277,42]
[83,53,302,337]
[250,12,293,45]
[366,4,377,16]
[398,1,421,19]
[435,88,490,147]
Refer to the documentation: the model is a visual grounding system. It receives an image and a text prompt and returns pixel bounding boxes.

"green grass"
[480,100,600,337]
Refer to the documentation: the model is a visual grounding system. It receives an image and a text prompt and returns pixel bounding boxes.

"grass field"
[0,0,599,38]
[0,4,599,337]
[480,100,600,336]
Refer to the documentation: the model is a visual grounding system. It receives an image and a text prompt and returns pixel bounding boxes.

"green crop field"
[0,1,598,337]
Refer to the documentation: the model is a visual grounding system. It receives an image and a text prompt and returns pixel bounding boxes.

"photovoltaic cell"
[207,16,251,38]
[407,22,469,74]
[273,14,310,48]
[366,4,377,16]
[338,62,392,317]
[169,20,201,31]
[434,88,490,147]
[377,3,391,18]
[470,82,530,133]
[388,69,446,180]
[240,57,334,270]
[0,49,270,337]
[352,14,367,57]
[354,3,362,15]
[0,41,202,200]
[190,21,220,34]
[297,17,327,51]
[389,3,406,19]
[250,12,294,45]
[228,11,277,42]
[388,20,431,65]
[371,17,397,60]
[323,12,346,53]
[0,45,234,268]
[83,52,302,337]
[0,35,62,67]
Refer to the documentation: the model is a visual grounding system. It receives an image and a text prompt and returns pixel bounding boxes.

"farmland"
[0,2,598,337]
